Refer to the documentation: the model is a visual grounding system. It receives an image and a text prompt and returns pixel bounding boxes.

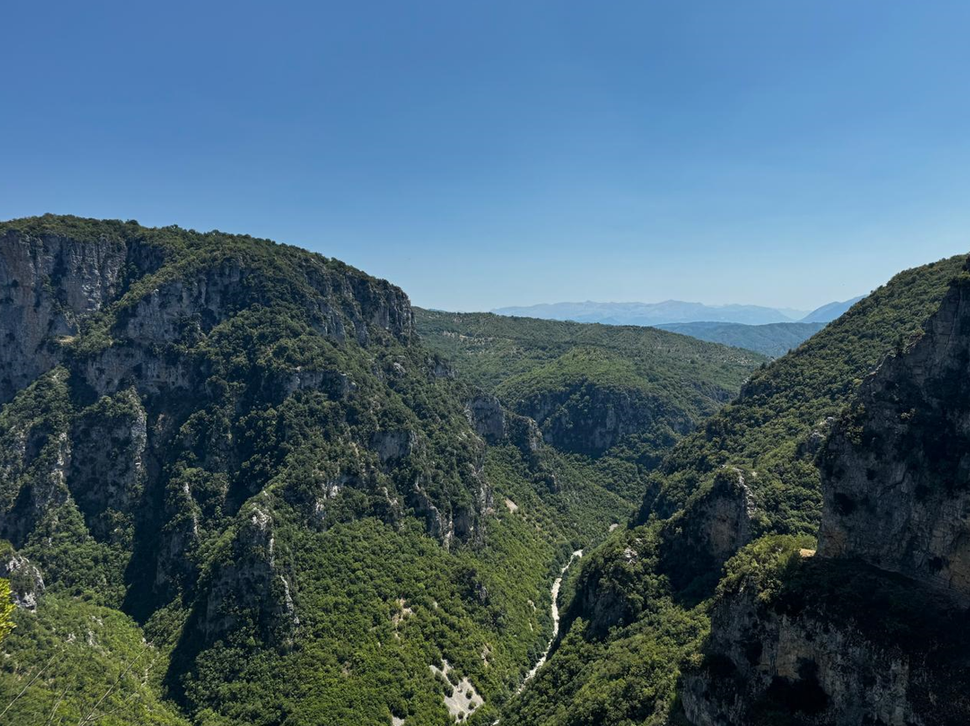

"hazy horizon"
[489,299,846,316]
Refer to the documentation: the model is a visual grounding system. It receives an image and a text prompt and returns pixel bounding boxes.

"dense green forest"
[501,254,965,725]
[1,215,961,725]
[0,215,763,725]
[415,309,763,394]
[416,310,763,501]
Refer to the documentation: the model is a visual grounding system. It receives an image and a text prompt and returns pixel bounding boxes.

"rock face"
[0,216,496,658]
[659,467,757,591]
[69,387,147,542]
[466,393,544,455]
[0,229,131,403]
[408,478,480,547]
[568,536,645,637]
[818,277,970,603]
[371,430,416,464]
[0,369,74,548]
[515,384,690,457]
[200,504,299,643]
[0,547,45,610]
[0,223,174,405]
[466,394,507,444]
[682,579,969,726]
[683,273,970,726]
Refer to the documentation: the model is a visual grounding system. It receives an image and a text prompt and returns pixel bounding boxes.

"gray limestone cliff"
[683,272,970,726]
[0,226,165,403]
[0,216,497,649]
[658,466,759,592]
[512,383,691,457]
[817,276,970,603]
[682,568,970,726]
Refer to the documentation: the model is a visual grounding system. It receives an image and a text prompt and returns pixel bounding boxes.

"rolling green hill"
[416,309,764,394]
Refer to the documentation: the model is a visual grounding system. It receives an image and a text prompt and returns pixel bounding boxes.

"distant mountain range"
[492,296,865,327]
[800,295,866,323]
[655,321,827,358]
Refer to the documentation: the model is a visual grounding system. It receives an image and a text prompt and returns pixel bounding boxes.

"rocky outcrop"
[0,374,74,547]
[154,472,204,595]
[79,344,196,398]
[0,548,45,610]
[515,384,690,457]
[200,504,299,643]
[371,430,416,464]
[466,394,507,444]
[659,467,758,592]
[264,368,354,403]
[466,393,544,455]
[299,259,415,344]
[683,572,970,726]
[408,472,490,548]
[684,273,970,726]
[68,388,147,542]
[796,417,835,460]
[569,535,646,636]
[818,277,970,603]
[112,257,413,350]
[0,230,131,403]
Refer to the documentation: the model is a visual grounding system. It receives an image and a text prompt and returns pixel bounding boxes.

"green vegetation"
[2,215,961,725]
[0,595,189,725]
[0,580,12,645]
[417,309,764,500]
[503,254,966,725]
[643,254,965,536]
[416,308,763,395]
[505,523,707,726]
[717,534,814,603]
[655,321,828,358]
[0,215,687,725]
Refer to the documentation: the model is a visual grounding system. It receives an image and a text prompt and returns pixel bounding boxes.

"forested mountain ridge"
[415,309,764,498]
[654,320,827,358]
[0,214,666,725]
[503,253,967,725]
[685,265,970,725]
[415,309,763,394]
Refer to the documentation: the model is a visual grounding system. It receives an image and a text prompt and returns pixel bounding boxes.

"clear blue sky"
[2,1,969,311]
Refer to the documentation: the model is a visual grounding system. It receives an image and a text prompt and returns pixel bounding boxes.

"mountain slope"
[415,310,763,394]
[684,268,970,725]
[415,310,764,498]
[655,321,827,357]
[501,254,965,725]
[0,215,636,725]
[491,301,803,326]
[800,295,865,323]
